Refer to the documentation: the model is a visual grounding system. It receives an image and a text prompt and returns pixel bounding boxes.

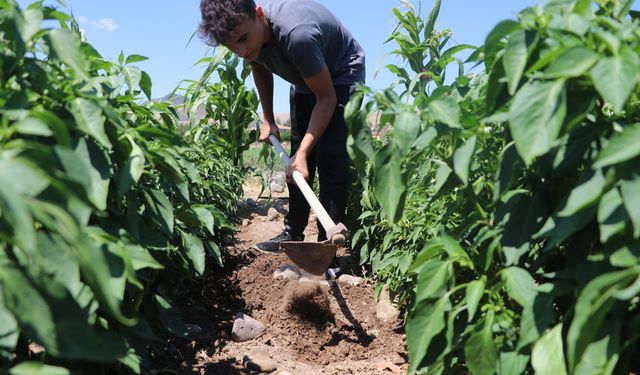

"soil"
[151,176,407,374]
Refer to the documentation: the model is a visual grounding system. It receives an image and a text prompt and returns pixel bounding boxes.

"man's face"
[224,7,268,61]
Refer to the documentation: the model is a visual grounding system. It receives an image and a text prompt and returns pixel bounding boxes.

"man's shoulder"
[263,0,333,34]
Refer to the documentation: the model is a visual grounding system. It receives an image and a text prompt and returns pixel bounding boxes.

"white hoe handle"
[269,135,337,233]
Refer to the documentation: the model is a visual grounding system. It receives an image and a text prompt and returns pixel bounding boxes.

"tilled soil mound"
[151,181,407,374]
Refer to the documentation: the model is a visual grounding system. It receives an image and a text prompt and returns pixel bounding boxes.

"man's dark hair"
[198,0,257,46]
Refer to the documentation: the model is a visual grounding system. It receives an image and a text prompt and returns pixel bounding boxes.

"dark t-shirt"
[252,0,365,93]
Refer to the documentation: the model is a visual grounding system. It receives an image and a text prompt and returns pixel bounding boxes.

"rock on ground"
[270,181,286,193]
[376,288,400,322]
[338,274,364,286]
[243,353,277,373]
[231,313,266,342]
[267,207,280,221]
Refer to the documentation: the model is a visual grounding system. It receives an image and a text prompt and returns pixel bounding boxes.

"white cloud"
[78,16,118,32]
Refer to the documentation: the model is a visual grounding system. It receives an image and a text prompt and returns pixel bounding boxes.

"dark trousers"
[284,85,355,241]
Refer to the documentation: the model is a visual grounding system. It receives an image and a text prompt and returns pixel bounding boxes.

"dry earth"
[151,177,407,374]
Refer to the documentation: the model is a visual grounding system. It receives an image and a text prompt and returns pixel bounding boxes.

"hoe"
[268,135,348,277]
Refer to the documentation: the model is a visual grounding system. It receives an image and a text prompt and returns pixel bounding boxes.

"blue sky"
[17,0,638,113]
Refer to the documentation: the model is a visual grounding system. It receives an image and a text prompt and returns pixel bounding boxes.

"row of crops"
[0,1,259,373]
[345,0,640,373]
[2,0,640,373]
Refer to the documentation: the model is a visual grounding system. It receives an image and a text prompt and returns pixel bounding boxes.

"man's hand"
[287,151,309,182]
[259,121,280,144]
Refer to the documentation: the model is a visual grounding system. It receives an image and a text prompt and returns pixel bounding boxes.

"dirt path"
[153,177,408,374]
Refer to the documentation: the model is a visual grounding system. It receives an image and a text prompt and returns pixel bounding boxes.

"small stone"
[267,207,279,221]
[242,219,250,227]
[231,313,266,342]
[273,264,301,280]
[338,274,364,286]
[270,181,285,193]
[246,198,258,207]
[243,353,277,373]
[376,288,400,322]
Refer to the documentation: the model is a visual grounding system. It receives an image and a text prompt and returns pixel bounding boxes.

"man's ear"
[255,5,264,19]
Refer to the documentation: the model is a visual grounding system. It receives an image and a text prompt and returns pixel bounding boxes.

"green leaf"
[484,20,520,70]
[143,188,174,236]
[597,188,627,243]
[440,232,473,268]
[566,268,638,371]
[68,98,112,149]
[123,65,142,95]
[0,157,49,197]
[409,238,445,274]
[591,48,640,113]
[557,168,606,217]
[428,96,461,129]
[374,145,407,223]
[531,324,568,375]
[0,264,128,361]
[116,135,145,196]
[17,8,43,43]
[140,71,153,100]
[518,289,556,348]
[466,277,486,322]
[415,260,449,303]
[393,110,420,156]
[126,244,164,270]
[535,204,597,251]
[500,193,548,265]
[181,231,205,276]
[193,206,215,235]
[73,235,135,326]
[594,123,640,168]
[508,79,567,165]
[573,320,621,375]
[30,109,71,147]
[453,136,477,185]
[544,46,598,78]
[412,126,437,150]
[0,185,36,251]
[503,29,529,95]
[0,291,19,355]
[501,267,537,308]
[205,241,223,266]
[499,351,530,375]
[14,116,54,137]
[465,312,498,375]
[433,162,454,196]
[125,54,149,64]
[424,0,441,39]
[45,29,88,80]
[10,362,69,375]
[620,172,640,238]
[406,297,447,374]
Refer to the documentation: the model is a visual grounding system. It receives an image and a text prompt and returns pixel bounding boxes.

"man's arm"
[288,65,337,180]
[251,63,280,142]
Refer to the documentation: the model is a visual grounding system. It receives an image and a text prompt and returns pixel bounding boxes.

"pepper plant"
[0,1,241,373]
[347,0,640,373]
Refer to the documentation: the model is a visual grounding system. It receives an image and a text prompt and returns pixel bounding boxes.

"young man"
[199,0,365,252]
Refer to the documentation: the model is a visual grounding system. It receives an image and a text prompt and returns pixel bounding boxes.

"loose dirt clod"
[284,281,334,328]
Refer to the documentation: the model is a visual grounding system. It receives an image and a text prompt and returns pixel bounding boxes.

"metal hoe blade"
[280,240,337,277]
